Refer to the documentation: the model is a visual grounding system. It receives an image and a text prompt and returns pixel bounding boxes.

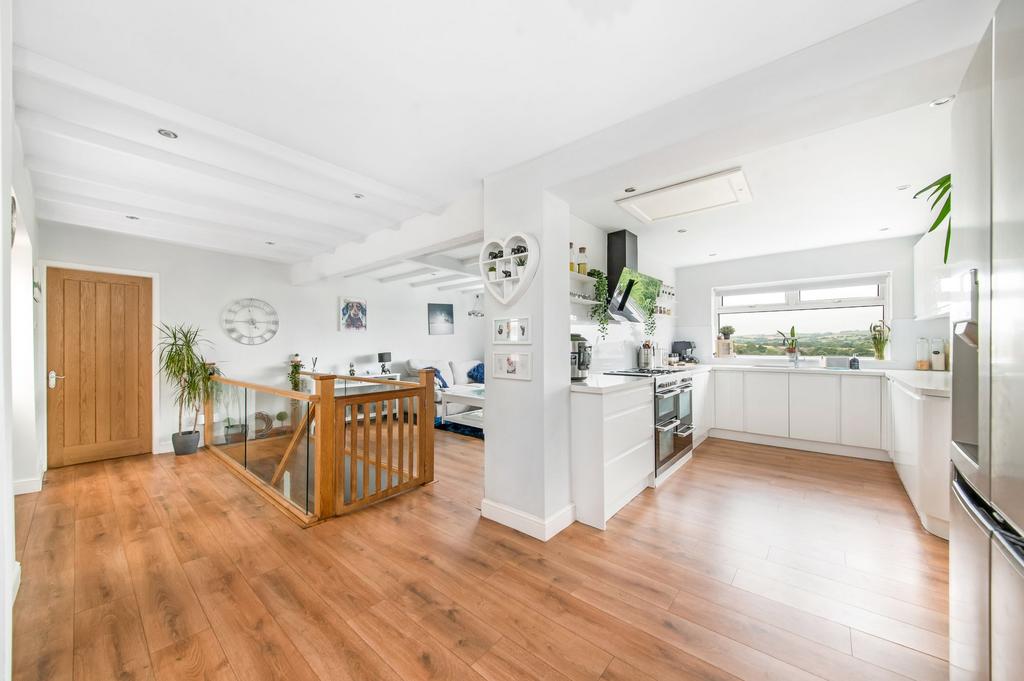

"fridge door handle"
[953,478,999,535]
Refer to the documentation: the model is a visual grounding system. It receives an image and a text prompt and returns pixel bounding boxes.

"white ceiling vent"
[615,168,751,223]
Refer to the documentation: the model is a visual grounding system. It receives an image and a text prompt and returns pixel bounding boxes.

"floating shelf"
[569,271,595,284]
[570,297,600,305]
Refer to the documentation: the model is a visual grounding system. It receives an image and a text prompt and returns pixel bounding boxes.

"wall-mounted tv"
[608,267,662,323]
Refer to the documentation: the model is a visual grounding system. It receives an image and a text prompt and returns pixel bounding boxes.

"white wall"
[38,221,486,453]
[673,235,949,368]
[569,216,675,371]
[0,0,17,671]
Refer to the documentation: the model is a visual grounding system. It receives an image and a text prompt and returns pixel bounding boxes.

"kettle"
[570,334,592,381]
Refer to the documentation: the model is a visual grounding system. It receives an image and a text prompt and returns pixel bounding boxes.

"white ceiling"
[14,1,923,201]
[12,0,993,272]
[561,102,953,268]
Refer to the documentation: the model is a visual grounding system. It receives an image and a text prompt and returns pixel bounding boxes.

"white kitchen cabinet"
[840,375,883,449]
[714,371,744,431]
[914,227,951,320]
[743,372,789,437]
[889,377,952,538]
[691,370,713,442]
[571,380,654,530]
[789,374,839,443]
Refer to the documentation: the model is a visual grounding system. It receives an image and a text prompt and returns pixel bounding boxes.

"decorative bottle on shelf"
[915,337,930,371]
[569,242,575,272]
[577,246,588,275]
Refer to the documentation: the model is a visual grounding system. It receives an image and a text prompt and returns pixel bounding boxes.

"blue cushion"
[424,366,449,389]
[467,362,485,383]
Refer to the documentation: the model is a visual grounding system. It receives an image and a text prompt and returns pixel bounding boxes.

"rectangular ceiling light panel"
[615,167,751,223]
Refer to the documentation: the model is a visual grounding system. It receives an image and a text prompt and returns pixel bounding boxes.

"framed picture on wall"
[492,316,530,345]
[427,303,455,335]
[492,351,531,381]
[339,298,367,331]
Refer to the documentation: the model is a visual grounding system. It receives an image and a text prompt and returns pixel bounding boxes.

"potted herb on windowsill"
[778,326,798,354]
[869,320,891,360]
[719,325,735,340]
[158,323,215,455]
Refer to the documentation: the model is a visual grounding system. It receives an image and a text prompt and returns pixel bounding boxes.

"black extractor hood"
[606,229,638,297]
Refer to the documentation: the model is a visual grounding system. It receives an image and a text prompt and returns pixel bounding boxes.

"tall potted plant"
[158,323,214,455]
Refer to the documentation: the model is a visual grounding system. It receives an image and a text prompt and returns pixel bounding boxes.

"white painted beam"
[376,267,434,283]
[14,48,441,215]
[410,274,474,288]
[438,280,483,291]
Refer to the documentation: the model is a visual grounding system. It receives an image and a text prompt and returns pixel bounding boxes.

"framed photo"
[492,316,531,345]
[492,351,531,381]
[427,303,455,335]
[339,298,367,331]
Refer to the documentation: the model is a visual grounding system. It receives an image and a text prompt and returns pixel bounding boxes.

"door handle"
[48,370,65,389]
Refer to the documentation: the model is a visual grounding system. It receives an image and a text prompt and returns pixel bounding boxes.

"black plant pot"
[172,430,200,455]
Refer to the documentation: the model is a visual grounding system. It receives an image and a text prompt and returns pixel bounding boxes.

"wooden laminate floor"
[13,434,949,681]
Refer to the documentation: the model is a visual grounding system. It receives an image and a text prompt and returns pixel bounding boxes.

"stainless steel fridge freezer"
[949,0,1024,679]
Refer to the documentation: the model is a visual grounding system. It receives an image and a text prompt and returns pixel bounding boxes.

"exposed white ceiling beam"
[16,108,406,227]
[14,48,441,215]
[35,208,301,263]
[438,280,483,292]
[35,187,329,252]
[408,253,479,277]
[376,267,435,283]
[410,273,474,288]
[28,160,364,244]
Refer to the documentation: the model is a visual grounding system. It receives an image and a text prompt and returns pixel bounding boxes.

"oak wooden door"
[47,267,153,467]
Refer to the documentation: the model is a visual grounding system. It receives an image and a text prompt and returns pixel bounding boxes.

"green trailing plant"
[288,353,305,391]
[719,325,735,339]
[777,325,798,352]
[915,174,952,263]
[641,298,658,337]
[157,323,214,437]
[587,268,611,339]
[869,320,891,360]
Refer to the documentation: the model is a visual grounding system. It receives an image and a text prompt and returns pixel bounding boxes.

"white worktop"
[570,374,652,394]
[709,364,887,377]
[885,370,952,398]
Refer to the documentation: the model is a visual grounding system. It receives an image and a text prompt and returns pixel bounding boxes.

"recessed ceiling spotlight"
[624,187,636,193]
[353,192,365,199]
[880,227,890,232]
[265,240,276,245]
[929,95,955,107]
[157,128,179,139]
[125,215,140,220]
[708,252,718,257]
[896,184,911,191]
[677,229,688,234]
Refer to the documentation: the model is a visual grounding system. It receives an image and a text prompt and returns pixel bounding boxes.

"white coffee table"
[439,385,485,430]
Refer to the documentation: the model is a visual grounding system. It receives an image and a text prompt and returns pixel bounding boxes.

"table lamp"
[377,352,392,375]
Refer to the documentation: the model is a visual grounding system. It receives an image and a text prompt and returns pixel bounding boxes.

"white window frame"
[712,272,891,358]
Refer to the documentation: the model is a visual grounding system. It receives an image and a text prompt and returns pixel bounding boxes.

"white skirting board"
[13,478,42,495]
[708,428,890,462]
[480,498,575,541]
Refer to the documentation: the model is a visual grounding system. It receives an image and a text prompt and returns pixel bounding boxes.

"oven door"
[656,419,693,476]
[655,385,681,423]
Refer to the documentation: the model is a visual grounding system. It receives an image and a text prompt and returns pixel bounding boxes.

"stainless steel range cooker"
[604,368,693,476]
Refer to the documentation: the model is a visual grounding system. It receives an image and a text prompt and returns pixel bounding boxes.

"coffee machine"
[570,334,592,381]
[671,340,700,364]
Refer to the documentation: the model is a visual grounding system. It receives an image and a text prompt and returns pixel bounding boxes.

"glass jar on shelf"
[577,246,588,275]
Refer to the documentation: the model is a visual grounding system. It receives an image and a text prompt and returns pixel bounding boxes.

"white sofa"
[406,358,483,416]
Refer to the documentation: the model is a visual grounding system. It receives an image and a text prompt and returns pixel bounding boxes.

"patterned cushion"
[467,362,485,383]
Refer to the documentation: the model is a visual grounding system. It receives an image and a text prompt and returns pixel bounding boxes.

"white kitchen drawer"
[602,403,654,463]
[604,440,654,515]
[743,372,789,437]
[602,384,653,417]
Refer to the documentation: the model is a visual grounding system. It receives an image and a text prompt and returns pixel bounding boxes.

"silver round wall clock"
[222,298,279,345]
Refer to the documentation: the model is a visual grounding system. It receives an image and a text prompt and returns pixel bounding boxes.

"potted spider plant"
[158,323,216,455]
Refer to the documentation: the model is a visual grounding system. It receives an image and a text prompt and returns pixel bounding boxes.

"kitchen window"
[713,274,890,358]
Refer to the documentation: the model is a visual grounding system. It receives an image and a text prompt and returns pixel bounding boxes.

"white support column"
[481,174,573,541]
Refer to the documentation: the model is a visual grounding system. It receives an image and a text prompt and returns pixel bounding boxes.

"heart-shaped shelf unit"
[479,232,539,305]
